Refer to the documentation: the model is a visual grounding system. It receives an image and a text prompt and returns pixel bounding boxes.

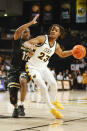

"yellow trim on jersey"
[9,85,20,88]
[26,65,28,68]
[26,69,29,72]
[25,64,32,81]
[8,82,20,87]
[30,77,32,81]
[28,73,31,76]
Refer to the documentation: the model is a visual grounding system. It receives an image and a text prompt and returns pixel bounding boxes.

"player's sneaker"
[52,100,64,110]
[18,105,25,116]
[12,108,19,118]
[50,108,63,119]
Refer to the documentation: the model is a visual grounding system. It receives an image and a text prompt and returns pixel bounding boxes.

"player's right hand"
[32,14,40,24]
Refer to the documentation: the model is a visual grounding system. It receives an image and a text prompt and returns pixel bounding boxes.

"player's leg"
[18,72,29,116]
[7,69,20,118]
[25,64,63,118]
[29,69,63,118]
[35,71,63,118]
[26,65,53,107]
[9,87,19,118]
[42,67,64,110]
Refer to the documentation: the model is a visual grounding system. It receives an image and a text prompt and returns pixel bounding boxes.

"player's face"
[49,26,61,39]
[22,29,30,40]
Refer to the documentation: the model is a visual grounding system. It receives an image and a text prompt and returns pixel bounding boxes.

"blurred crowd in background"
[0,53,87,91]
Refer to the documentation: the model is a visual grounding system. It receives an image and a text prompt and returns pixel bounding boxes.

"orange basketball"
[72,45,86,59]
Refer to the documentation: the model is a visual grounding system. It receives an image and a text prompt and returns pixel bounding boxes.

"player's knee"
[50,81,57,87]
[10,95,17,105]
[9,88,18,105]
[20,78,27,87]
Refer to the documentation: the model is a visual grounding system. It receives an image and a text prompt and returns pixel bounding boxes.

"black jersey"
[11,38,29,70]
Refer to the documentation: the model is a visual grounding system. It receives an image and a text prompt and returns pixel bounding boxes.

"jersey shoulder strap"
[45,35,48,45]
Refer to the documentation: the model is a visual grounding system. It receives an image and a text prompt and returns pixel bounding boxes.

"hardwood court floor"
[0,90,87,131]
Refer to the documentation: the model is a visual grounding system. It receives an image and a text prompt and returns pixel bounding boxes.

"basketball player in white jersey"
[24,24,72,119]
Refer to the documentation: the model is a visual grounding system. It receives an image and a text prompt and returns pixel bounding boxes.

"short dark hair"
[49,24,65,39]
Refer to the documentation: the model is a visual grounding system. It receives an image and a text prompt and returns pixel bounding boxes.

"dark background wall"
[0,0,87,30]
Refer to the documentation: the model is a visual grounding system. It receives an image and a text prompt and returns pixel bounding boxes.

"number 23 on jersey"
[38,52,50,62]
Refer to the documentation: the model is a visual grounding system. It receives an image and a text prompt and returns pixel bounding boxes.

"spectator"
[77,73,83,89]
[63,69,70,80]
[82,70,87,89]
[57,72,63,80]
[69,74,73,89]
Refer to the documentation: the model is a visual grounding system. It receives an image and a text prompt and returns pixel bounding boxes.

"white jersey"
[28,35,56,67]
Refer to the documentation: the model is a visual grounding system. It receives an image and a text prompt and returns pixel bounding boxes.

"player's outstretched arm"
[14,14,40,40]
[24,35,45,49]
[55,44,72,58]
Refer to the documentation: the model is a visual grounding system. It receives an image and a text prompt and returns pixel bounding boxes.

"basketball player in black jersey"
[7,14,39,118]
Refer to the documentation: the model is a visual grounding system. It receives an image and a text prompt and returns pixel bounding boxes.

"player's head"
[21,28,30,40]
[49,24,65,40]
